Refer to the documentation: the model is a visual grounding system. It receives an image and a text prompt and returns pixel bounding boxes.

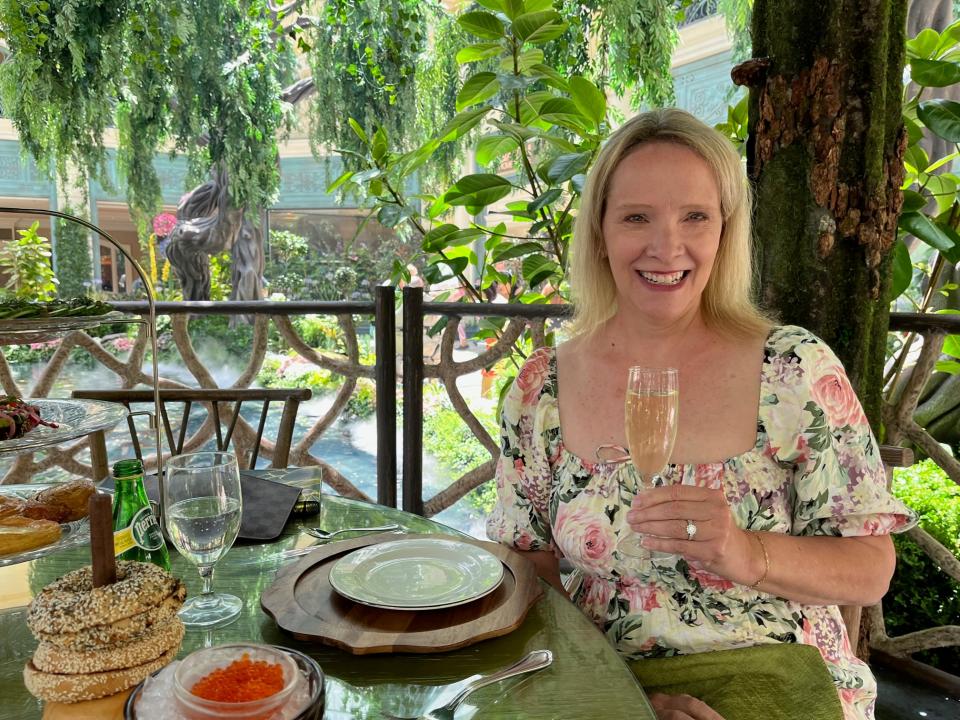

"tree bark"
[744,0,908,428]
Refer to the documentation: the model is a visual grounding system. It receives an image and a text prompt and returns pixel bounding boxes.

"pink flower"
[693,463,724,489]
[619,576,661,613]
[515,529,534,551]
[515,350,551,405]
[111,337,134,352]
[554,503,616,574]
[152,212,178,237]
[686,563,734,591]
[580,576,613,624]
[811,367,867,428]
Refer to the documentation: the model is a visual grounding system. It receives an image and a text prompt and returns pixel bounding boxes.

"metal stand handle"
[0,206,165,522]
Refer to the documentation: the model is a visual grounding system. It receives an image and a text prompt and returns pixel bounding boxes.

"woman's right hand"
[649,693,726,720]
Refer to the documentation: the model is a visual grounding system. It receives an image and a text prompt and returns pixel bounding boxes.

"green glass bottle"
[112,458,171,570]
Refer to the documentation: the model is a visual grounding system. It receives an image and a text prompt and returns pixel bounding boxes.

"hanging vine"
[0,0,295,222]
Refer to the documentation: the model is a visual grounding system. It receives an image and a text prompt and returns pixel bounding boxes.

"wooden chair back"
[71,388,311,469]
[839,444,913,655]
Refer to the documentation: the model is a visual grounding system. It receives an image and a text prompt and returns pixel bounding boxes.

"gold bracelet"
[749,532,770,589]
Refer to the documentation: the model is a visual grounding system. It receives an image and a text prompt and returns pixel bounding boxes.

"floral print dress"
[486,326,916,720]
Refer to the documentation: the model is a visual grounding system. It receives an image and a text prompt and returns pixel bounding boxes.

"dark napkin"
[100,469,302,542]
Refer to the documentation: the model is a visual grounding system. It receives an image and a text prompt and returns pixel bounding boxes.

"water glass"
[163,451,243,628]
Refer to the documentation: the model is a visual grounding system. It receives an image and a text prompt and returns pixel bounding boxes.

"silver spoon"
[306,523,400,540]
[379,650,553,720]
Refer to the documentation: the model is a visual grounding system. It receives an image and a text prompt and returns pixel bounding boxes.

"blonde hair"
[569,108,772,339]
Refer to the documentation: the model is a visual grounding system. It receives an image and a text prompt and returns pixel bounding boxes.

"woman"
[487,108,915,720]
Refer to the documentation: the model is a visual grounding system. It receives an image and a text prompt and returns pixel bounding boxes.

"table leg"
[89,430,109,482]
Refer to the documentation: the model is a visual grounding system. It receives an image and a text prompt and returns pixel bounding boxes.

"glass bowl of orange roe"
[173,644,304,720]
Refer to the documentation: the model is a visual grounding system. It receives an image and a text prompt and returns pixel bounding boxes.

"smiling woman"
[486,108,916,720]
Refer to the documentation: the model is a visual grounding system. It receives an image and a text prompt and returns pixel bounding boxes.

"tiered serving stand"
[0,207,165,564]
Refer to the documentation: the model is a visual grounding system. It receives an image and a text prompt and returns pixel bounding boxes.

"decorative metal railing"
[0,290,955,665]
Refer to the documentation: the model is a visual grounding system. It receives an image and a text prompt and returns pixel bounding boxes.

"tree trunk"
[744,0,908,428]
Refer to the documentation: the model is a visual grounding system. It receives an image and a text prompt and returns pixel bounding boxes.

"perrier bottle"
[112,459,171,570]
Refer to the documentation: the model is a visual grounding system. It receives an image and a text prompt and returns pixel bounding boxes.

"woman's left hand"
[625,485,755,581]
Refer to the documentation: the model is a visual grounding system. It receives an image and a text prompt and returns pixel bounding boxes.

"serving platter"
[0,311,129,344]
[0,484,91,567]
[261,533,543,655]
[328,537,504,611]
[0,398,128,455]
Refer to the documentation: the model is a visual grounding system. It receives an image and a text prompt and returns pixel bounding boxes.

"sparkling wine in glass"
[163,451,243,627]
[620,367,679,558]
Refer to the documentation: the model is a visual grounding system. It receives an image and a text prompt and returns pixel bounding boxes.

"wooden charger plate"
[261,533,544,654]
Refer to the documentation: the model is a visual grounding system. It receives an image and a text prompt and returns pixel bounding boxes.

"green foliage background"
[55,211,93,298]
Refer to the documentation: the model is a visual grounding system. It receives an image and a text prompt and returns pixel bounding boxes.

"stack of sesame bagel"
[23,560,185,703]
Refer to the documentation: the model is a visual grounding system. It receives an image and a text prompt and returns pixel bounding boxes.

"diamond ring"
[685,520,698,541]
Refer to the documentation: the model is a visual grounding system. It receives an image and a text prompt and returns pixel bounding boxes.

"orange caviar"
[190,652,285,702]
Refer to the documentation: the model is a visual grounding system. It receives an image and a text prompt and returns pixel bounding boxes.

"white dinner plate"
[328,537,504,610]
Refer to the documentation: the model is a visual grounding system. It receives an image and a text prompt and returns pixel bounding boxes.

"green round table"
[0,472,654,719]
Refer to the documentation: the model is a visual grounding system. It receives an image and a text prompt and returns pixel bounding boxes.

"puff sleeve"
[769,327,916,537]
[485,347,557,552]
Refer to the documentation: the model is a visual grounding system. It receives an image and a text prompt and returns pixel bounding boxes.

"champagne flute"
[163,451,243,627]
[620,367,679,558]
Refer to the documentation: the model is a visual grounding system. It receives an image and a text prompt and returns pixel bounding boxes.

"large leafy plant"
[0,221,59,302]
[328,0,609,309]
[885,22,960,398]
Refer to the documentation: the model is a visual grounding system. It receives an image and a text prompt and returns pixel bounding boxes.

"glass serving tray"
[0,311,131,344]
[0,398,128,455]
[0,484,91,567]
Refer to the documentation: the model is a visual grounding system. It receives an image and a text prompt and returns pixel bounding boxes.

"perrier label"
[112,458,171,570]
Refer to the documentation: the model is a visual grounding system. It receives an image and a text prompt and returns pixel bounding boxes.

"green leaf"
[436,107,492,142]
[934,359,960,374]
[371,127,388,162]
[422,224,461,252]
[506,48,545,73]
[377,205,402,227]
[351,168,382,184]
[907,28,941,60]
[523,0,554,11]
[348,118,368,144]
[444,174,514,207]
[904,116,924,146]
[904,144,930,173]
[910,58,960,87]
[890,239,912,301]
[492,242,543,262]
[476,0,507,13]
[521,253,560,286]
[901,189,927,213]
[571,174,586,193]
[944,335,960,360]
[918,99,960,142]
[446,228,485,246]
[511,11,568,45]
[539,97,590,132]
[925,173,958,213]
[898,211,956,253]
[547,151,592,183]
[490,119,535,142]
[528,188,562,214]
[456,72,500,112]
[458,11,505,40]
[528,63,569,91]
[931,220,960,264]
[326,170,354,194]
[475,134,519,166]
[568,76,606,130]
[456,43,502,64]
